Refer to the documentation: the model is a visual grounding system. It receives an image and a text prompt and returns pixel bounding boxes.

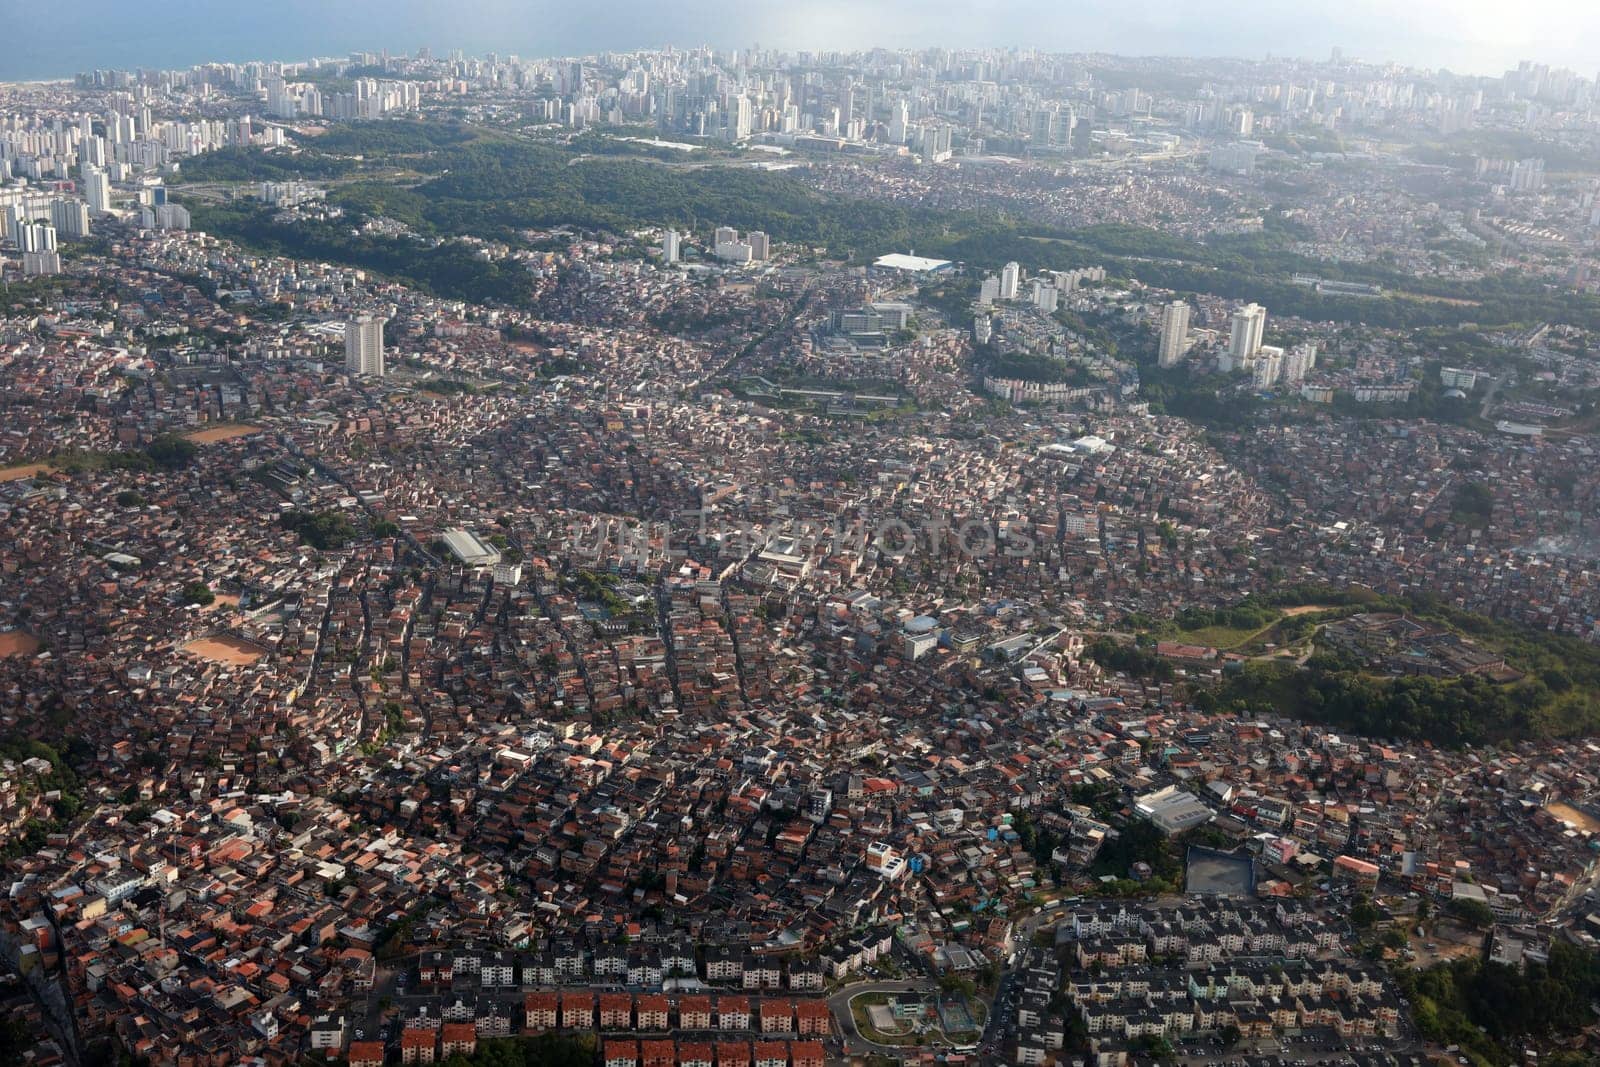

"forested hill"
[179,121,1600,333]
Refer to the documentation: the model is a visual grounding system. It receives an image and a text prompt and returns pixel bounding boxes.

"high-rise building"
[729,95,753,141]
[85,167,112,214]
[999,261,1021,300]
[746,231,770,261]
[661,228,681,264]
[1158,301,1192,367]
[1224,303,1267,372]
[20,222,60,276]
[978,275,1000,307]
[2,205,26,247]
[344,316,386,378]
[152,203,189,230]
[1283,342,1318,385]
[23,249,62,277]
[1031,280,1059,313]
[1509,157,1545,193]
[1031,108,1056,146]
[17,221,57,254]
[1209,141,1263,175]
[888,99,909,144]
[712,226,753,263]
[52,199,91,239]
[1252,345,1284,388]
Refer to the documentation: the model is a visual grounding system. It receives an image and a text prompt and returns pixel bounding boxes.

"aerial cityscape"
[2,10,1600,1067]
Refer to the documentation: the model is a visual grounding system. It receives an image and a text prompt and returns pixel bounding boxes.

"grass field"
[1176,604,1346,653]
[1173,622,1277,650]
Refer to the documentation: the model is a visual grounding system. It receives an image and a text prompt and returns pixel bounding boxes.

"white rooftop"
[874,253,952,272]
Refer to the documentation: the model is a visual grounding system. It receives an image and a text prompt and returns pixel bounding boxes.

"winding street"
[826,979,939,1058]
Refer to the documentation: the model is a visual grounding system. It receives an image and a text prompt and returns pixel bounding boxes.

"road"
[825,980,939,1058]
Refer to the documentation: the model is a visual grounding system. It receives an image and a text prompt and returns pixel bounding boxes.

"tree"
[281,509,357,550]
[144,434,199,470]
[181,581,215,606]
[1447,897,1495,930]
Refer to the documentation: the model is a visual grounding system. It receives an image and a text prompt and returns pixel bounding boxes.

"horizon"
[6,0,1600,83]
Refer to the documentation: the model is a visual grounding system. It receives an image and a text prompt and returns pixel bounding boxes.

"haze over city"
[8,0,1600,81]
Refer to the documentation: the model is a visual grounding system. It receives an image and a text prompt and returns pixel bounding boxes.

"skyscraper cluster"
[710,226,771,264]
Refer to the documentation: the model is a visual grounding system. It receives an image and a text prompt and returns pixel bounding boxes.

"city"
[1,16,1600,1067]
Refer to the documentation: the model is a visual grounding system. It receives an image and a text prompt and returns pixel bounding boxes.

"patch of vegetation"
[280,509,357,550]
[451,1035,598,1067]
[45,433,196,474]
[181,127,1600,333]
[1450,480,1494,526]
[313,118,485,159]
[981,348,1091,385]
[144,434,199,470]
[0,735,88,860]
[180,581,215,606]
[1200,651,1595,747]
[1086,637,1175,681]
[1179,590,1600,745]
[188,202,535,306]
[1399,941,1600,1067]
[173,146,353,184]
[1089,817,1182,893]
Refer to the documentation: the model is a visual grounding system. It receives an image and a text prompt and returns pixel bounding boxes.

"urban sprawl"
[1,39,1600,1067]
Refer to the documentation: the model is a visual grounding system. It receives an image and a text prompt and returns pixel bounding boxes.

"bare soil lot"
[183,423,262,444]
[0,630,42,657]
[181,634,267,666]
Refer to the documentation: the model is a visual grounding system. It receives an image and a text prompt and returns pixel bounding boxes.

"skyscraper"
[1031,108,1056,145]
[85,167,112,214]
[1158,301,1192,367]
[1000,261,1021,300]
[344,316,385,378]
[661,228,681,264]
[17,221,57,254]
[1224,303,1267,372]
[746,231,770,261]
[52,199,90,239]
[1252,346,1284,388]
[731,95,753,140]
[1032,280,1059,313]
[1283,342,1318,384]
[889,99,909,144]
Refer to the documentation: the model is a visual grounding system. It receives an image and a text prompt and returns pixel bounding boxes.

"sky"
[5,0,1599,82]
